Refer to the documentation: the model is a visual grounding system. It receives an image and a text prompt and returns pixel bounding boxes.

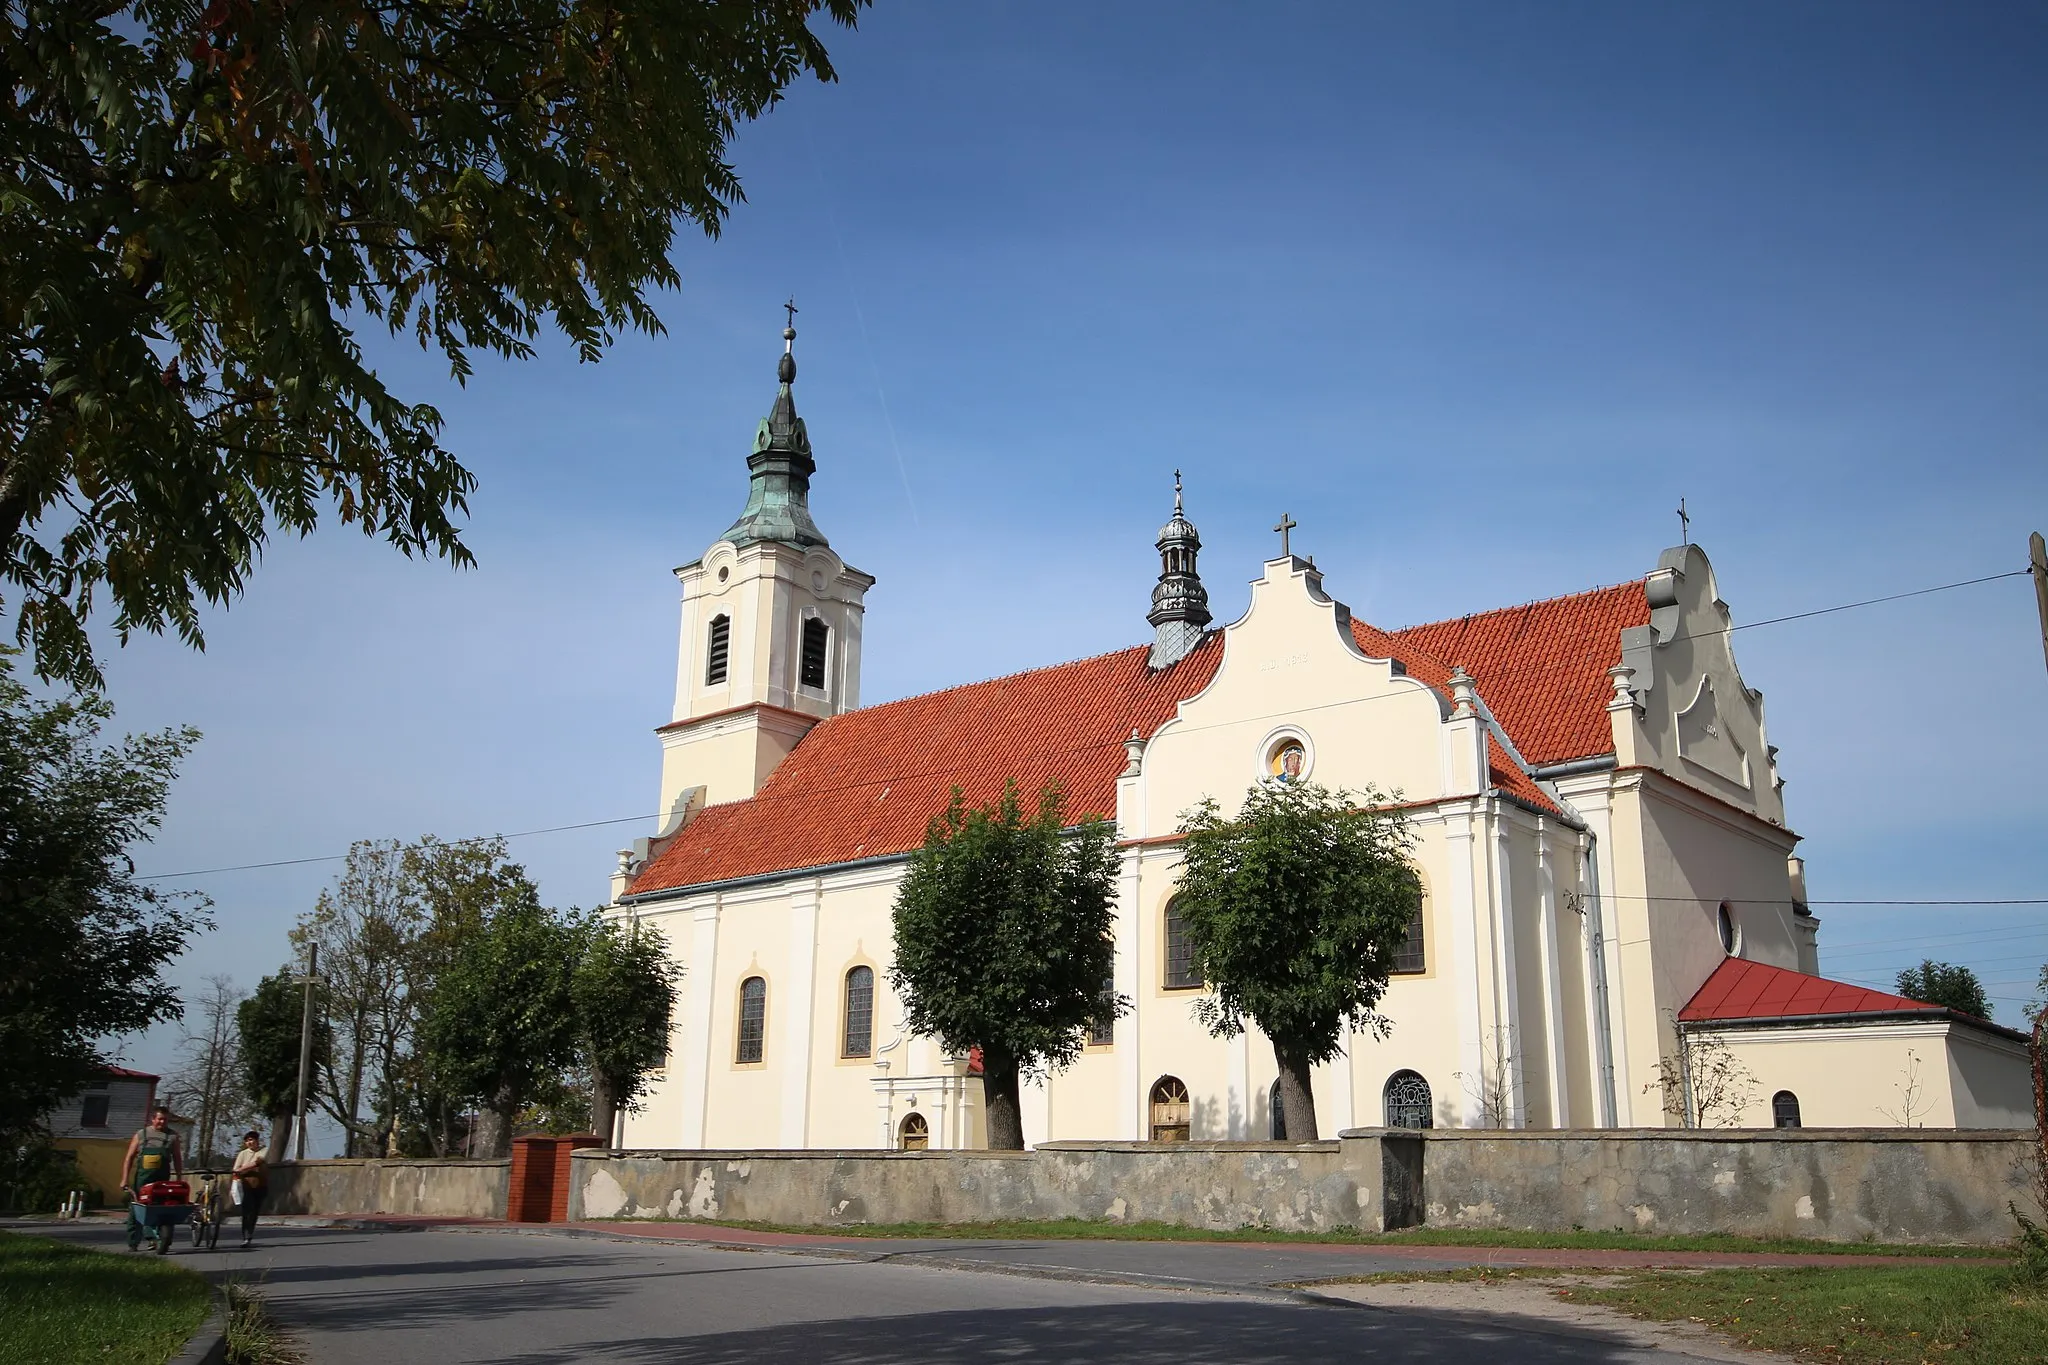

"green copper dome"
[720,324,829,550]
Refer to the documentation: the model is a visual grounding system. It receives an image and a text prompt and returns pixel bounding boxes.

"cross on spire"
[1173,468,1183,514]
[1274,512,1297,558]
[784,297,799,329]
[1676,496,1690,546]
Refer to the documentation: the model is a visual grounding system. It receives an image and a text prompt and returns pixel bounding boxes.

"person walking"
[120,1106,184,1250]
[231,1130,268,1247]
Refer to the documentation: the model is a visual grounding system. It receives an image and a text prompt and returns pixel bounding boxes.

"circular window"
[717,566,730,583]
[1260,729,1313,784]
[1717,903,1741,956]
[811,569,828,593]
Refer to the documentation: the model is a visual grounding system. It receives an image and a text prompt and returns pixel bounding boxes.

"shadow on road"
[476,1299,1660,1365]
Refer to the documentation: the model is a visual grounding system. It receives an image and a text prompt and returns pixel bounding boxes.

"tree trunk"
[590,1074,619,1149]
[1273,1043,1320,1142]
[980,1049,1025,1150]
[266,1111,292,1165]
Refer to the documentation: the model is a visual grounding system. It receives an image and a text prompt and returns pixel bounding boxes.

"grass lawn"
[1568,1263,2048,1365]
[659,1214,2004,1258]
[0,1229,212,1365]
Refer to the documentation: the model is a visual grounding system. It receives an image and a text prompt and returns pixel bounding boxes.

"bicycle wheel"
[188,1217,202,1248]
[206,1212,221,1250]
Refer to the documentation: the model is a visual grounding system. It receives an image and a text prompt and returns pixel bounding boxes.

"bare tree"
[291,842,424,1157]
[1877,1048,1929,1128]
[1455,1024,1520,1127]
[165,976,255,1164]
[1646,1022,1757,1128]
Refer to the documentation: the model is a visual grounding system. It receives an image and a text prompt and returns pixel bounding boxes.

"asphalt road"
[34,1220,1718,1364]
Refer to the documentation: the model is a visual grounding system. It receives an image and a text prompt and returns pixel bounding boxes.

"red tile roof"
[1680,957,1939,1023]
[630,577,1652,896]
[629,638,1226,895]
[1391,581,1649,768]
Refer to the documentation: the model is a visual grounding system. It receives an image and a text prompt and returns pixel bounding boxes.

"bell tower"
[654,311,875,822]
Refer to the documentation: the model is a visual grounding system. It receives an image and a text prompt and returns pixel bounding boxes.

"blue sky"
[70,2,2048,1111]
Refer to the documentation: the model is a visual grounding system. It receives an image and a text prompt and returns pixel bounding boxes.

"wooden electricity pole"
[2031,532,2048,680]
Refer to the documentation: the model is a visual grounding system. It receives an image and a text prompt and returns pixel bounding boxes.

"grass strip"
[224,1279,303,1365]
[1568,1263,2048,1365]
[0,1228,212,1365]
[637,1214,2003,1258]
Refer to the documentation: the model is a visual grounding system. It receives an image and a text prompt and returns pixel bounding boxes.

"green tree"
[421,898,588,1157]
[1896,960,1991,1020]
[238,965,325,1162]
[3,0,866,690]
[0,652,207,1146]
[574,919,681,1147]
[889,782,1121,1151]
[1173,781,1421,1141]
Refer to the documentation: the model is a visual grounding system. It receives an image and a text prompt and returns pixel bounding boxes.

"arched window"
[842,966,874,1058]
[1163,900,1200,990]
[899,1112,929,1150]
[1269,1079,1288,1141]
[1384,1070,1433,1129]
[1149,1076,1191,1142]
[1772,1090,1802,1129]
[705,614,731,686]
[735,976,766,1064]
[1717,902,1741,956]
[800,617,830,689]
[1392,904,1426,975]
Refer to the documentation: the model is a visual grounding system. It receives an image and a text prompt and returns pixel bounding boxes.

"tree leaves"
[0,650,209,1145]
[2,0,866,688]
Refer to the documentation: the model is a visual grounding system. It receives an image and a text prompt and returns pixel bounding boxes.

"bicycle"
[186,1170,226,1251]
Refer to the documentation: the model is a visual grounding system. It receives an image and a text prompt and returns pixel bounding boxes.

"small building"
[1680,958,2035,1129]
[47,1066,163,1200]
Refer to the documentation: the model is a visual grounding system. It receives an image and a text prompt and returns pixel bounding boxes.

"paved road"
[31,1218,1727,1364]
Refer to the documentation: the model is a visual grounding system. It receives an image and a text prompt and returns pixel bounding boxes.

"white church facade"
[605,325,2033,1150]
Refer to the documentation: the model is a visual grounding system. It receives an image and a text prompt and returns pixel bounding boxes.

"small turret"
[1148,471,1212,669]
[720,306,829,549]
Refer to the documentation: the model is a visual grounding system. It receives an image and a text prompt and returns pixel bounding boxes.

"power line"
[136,813,669,882]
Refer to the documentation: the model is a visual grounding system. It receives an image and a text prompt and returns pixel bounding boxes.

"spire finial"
[1173,468,1183,514]
[778,299,797,384]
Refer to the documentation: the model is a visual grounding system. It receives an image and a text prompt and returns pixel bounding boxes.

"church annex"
[605,325,2033,1150]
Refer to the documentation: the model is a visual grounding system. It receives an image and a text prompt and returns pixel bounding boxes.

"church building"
[606,324,2033,1149]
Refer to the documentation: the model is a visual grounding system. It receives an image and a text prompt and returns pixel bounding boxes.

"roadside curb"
[166,1295,228,1365]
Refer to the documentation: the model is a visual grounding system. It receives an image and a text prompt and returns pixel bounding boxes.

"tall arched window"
[800,617,830,689]
[1269,1079,1288,1141]
[1772,1090,1802,1129]
[1149,1076,1191,1142]
[705,615,731,686]
[735,976,766,1064]
[1392,904,1426,974]
[1384,1070,1433,1129]
[899,1112,929,1150]
[1088,974,1116,1046]
[1163,900,1200,990]
[842,966,874,1058]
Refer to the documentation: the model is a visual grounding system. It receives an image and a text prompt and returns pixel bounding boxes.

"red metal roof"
[1680,956,1938,1023]
[1392,581,1649,768]
[102,1065,159,1081]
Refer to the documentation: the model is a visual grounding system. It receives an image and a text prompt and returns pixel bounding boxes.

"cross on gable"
[1274,512,1297,558]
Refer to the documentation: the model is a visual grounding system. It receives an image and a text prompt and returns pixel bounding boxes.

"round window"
[1717,903,1741,956]
[1260,730,1312,784]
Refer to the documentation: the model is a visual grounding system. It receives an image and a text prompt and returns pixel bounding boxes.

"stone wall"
[572,1141,1362,1230]
[266,1129,2043,1246]
[266,1158,508,1220]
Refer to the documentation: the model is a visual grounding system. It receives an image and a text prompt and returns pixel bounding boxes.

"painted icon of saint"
[1269,741,1306,782]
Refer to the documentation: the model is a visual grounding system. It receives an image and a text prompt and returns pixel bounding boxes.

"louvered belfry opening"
[705,615,731,685]
[800,617,829,689]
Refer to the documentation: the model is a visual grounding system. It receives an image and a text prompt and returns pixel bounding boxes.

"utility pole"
[2030,532,2048,680]
[293,942,319,1162]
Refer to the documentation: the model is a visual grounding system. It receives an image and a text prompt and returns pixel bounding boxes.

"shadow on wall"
[482,1300,1656,1365]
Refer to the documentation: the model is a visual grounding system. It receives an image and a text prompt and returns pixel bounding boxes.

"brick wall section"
[508,1135,605,1223]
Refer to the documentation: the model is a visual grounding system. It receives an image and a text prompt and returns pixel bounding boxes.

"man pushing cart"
[121,1105,189,1253]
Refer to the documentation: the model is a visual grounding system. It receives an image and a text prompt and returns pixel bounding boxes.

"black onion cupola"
[1147,471,1212,668]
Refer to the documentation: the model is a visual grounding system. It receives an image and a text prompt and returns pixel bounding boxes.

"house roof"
[102,1065,159,1082]
[628,578,1640,898]
[1391,581,1650,769]
[1680,956,1938,1023]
